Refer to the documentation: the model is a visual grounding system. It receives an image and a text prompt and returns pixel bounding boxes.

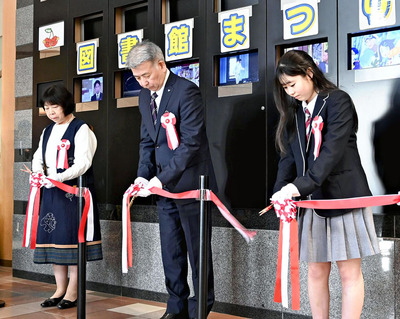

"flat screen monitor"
[350,27,400,70]
[122,70,142,97]
[169,60,200,87]
[81,76,103,102]
[284,41,329,73]
[218,50,259,86]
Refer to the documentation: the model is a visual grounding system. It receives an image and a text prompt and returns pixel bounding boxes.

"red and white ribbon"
[24,176,95,249]
[122,183,142,273]
[272,199,300,310]
[122,184,257,273]
[161,112,180,150]
[56,139,70,169]
[311,116,323,160]
[47,178,94,244]
[268,192,400,310]
[23,172,44,249]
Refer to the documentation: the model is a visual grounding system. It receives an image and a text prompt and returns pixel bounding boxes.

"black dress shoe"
[57,299,77,309]
[160,312,188,319]
[40,294,65,307]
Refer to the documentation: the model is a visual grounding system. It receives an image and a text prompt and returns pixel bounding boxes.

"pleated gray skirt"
[298,207,380,262]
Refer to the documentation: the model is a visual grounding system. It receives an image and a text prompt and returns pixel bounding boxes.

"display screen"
[81,76,103,102]
[218,51,259,86]
[284,42,329,73]
[122,70,142,97]
[169,60,200,87]
[350,28,400,70]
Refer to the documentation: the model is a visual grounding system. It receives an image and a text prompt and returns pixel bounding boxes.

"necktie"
[150,92,158,125]
[305,107,311,141]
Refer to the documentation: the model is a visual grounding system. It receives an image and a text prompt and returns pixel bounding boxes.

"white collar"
[302,93,318,115]
[151,69,170,107]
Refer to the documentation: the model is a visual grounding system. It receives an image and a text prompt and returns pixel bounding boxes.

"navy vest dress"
[33,118,103,265]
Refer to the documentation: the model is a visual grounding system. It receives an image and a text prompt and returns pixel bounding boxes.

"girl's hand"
[271,183,300,202]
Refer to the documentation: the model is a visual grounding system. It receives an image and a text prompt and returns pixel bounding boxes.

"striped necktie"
[150,92,158,125]
[305,107,311,141]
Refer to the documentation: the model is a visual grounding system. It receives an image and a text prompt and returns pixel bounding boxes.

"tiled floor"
[0,266,248,319]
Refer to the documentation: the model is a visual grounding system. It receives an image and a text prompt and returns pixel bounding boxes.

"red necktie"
[305,107,311,141]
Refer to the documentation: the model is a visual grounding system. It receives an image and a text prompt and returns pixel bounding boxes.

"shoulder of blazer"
[166,71,179,87]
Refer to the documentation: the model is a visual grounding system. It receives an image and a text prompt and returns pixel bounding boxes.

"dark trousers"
[157,196,214,317]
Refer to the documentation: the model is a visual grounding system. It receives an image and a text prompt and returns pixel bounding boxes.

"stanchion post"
[77,176,86,319]
[197,175,209,319]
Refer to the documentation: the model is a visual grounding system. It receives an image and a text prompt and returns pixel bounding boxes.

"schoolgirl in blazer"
[271,50,380,319]
[273,89,372,217]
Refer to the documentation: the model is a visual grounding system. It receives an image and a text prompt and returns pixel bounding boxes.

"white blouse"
[32,121,97,182]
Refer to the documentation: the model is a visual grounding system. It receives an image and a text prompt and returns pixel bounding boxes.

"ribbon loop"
[23,172,44,249]
[272,198,300,310]
[122,183,144,273]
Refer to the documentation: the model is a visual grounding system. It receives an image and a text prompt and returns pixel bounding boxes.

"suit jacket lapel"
[312,93,328,118]
[154,74,176,138]
[296,105,307,153]
[141,91,157,140]
[305,93,328,158]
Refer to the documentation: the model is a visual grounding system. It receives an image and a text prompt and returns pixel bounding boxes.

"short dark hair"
[94,80,101,87]
[39,84,75,116]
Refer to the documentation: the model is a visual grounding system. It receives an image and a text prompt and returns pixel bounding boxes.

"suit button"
[156,145,160,149]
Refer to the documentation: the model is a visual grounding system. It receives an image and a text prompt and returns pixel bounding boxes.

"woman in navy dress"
[272,50,380,318]
[31,85,102,309]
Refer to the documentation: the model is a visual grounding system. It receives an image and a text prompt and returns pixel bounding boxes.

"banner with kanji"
[117,30,143,69]
[76,39,99,75]
[164,18,194,62]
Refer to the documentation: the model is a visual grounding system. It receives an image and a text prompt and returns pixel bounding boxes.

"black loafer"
[40,294,65,307]
[160,312,188,319]
[57,299,77,309]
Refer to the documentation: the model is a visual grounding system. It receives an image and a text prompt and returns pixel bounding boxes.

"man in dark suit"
[126,40,216,319]
[90,80,103,101]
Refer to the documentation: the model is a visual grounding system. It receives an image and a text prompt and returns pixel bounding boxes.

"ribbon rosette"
[23,172,44,249]
[273,198,300,310]
[122,183,143,273]
[161,112,180,150]
[56,139,71,169]
[311,116,323,160]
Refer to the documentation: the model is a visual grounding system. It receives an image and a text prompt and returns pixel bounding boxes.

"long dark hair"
[273,50,337,154]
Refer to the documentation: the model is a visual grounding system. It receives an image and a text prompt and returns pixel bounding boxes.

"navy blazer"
[273,89,371,217]
[137,72,216,193]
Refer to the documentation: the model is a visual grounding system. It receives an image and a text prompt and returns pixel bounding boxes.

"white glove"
[271,183,300,202]
[134,177,149,187]
[41,174,61,189]
[139,176,162,197]
[133,177,152,197]
[147,176,162,189]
